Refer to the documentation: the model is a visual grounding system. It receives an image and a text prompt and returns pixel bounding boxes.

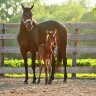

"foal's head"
[21,4,34,31]
[46,30,57,48]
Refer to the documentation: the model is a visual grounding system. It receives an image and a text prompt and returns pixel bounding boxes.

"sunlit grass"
[5,73,71,78]
[4,58,96,67]
[5,73,96,78]
[76,73,96,78]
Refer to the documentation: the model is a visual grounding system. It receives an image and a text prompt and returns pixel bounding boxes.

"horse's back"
[38,20,67,46]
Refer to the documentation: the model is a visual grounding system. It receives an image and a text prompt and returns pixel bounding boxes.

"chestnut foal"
[37,30,57,84]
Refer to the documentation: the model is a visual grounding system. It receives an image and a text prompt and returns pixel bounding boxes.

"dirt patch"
[0,77,96,96]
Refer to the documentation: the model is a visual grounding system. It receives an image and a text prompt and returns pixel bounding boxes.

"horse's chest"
[18,34,34,50]
[45,54,51,59]
[19,38,31,45]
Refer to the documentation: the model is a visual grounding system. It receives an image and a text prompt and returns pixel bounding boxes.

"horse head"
[21,4,34,31]
[46,29,57,48]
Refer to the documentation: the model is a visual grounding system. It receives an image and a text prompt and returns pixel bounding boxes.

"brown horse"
[17,4,37,84]
[17,4,67,84]
[37,30,57,84]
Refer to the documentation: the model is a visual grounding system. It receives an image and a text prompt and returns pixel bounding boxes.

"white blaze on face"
[23,19,33,31]
[25,19,32,24]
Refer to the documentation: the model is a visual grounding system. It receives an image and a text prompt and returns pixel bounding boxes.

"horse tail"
[55,47,62,72]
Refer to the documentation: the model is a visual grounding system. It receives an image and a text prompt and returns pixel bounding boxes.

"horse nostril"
[26,22,31,26]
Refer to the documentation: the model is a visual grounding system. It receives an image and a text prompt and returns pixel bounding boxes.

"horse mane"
[32,19,38,27]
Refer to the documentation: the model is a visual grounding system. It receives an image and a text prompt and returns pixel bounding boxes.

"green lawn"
[5,73,96,78]
[4,58,96,67]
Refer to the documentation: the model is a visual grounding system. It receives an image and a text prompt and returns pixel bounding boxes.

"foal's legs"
[45,60,48,84]
[31,52,36,83]
[48,57,52,84]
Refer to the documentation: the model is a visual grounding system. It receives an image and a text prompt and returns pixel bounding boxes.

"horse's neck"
[20,21,26,32]
[19,22,33,43]
[20,22,31,35]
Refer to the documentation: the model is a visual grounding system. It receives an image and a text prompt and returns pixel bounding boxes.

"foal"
[37,30,57,84]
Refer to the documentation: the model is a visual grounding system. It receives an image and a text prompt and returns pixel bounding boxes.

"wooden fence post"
[0,24,5,75]
[72,29,80,78]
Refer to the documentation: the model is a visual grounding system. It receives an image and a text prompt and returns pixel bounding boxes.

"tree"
[0,0,38,22]
[93,7,96,16]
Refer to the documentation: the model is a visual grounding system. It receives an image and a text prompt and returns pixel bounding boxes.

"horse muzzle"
[25,19,33,31]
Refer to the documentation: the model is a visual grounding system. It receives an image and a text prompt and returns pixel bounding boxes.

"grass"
[4,58,96,67]
[4,73,96,78]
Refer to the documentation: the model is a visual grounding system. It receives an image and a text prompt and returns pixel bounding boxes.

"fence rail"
[0,23,96,77]
[0,67,96,74]
[0,46,96,53]
[1,22,96,29]
[0,34,96,40]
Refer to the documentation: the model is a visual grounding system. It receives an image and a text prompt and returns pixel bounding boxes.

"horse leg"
[62,49,67,83]
[45,60,48,85]
[50,54,55,80]
[48,57,52,84]
[21,51,28,84]
[56,48,62,72]
[31,52,36,83]
[37,61,42,84]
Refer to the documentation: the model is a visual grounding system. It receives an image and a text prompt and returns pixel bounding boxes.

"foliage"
[0,0,95,23]
[93,7,96,16]
[4,58,96,67]
[1,0,86,23]
[0,0,36,22]
[79,11,96,22]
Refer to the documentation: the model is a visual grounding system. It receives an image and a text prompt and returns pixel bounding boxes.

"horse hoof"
[45,82,48,85]
[24,81,28,84]
[51,76,54,80]
[37,80,40,84]
[32,80,36,84]
[37,82,40,84]
[45,78,48,85]
[48,81,52,84]
[48,82,51,84]
[48,79,52,84]
[45,80,48,85]
[32,81,36,84]
[63,80,67,83]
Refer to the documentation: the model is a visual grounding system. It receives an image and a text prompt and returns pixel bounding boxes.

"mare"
[33,20,68,83]
[37,30,57,84]
[17,4,37,84]
[17,4,68,84]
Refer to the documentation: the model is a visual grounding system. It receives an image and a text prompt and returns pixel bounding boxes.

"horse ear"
[33,20,37,27]
[21,4,25,10]
[30,4,34,10]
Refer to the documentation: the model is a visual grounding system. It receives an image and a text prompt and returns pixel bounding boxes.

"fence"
[0,22,96,77]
